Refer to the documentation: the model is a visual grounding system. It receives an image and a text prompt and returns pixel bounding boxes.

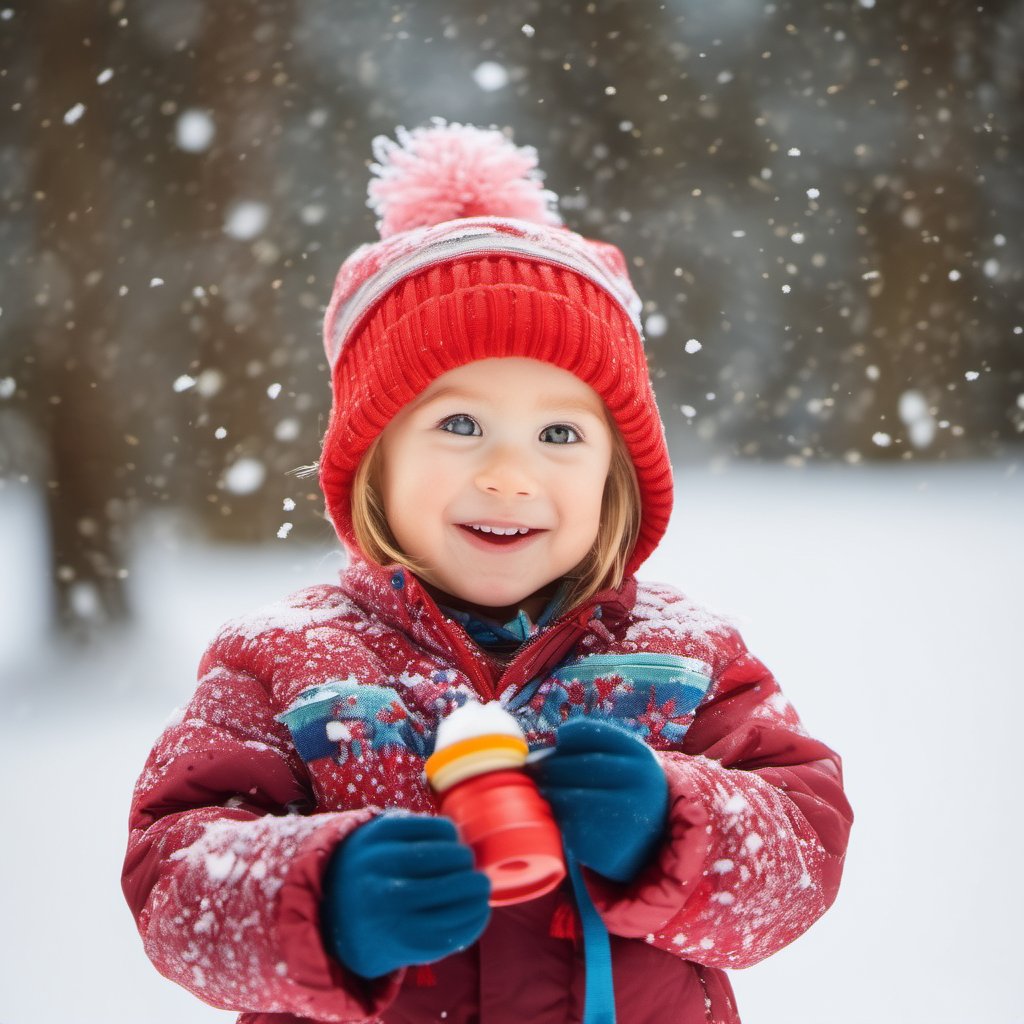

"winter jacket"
[122,552,852,1023]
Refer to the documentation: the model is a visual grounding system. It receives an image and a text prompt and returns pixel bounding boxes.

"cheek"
[382,449,461,530]
[552,456,610,517]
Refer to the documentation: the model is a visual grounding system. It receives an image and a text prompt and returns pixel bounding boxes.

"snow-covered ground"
[1,459,1022,1024]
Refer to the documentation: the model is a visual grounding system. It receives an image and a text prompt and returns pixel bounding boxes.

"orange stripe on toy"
[424,733,528,781]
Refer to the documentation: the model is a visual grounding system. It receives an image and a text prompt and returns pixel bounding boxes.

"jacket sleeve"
[586,637,853,969]
[121,647,403,1021]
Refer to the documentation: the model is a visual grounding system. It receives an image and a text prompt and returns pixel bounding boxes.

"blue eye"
[438,416,581,443]
[540,424,581,444]
[439,414,481,437]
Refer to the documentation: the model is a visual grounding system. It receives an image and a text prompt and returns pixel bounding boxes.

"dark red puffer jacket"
[122,553,852,1023]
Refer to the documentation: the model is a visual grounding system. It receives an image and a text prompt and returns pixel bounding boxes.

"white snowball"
[898,390,936,449]
[473,61,509,91]
[274,418,300,442]
[176,109,216,153]
[300,203,326,225]
[224,200,269,241]
[435,700,524,750]
[223,457,266,495]
[644,312,668,337]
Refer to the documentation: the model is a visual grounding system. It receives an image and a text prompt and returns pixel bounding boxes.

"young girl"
[123,121,852,1024]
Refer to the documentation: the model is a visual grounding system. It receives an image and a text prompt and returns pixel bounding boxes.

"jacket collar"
[338,551,637,702]
[439,581,567,647]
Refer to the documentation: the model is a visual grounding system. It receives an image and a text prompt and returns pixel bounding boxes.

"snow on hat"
[319,119,673,575]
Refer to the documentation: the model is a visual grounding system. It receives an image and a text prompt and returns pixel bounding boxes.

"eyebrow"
[413,385,604,418]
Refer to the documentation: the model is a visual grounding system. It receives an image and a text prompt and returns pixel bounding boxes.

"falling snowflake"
[473,62,508,91]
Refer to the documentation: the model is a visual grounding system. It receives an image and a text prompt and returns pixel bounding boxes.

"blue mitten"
[321,814,491,979]
[531,718,669,883]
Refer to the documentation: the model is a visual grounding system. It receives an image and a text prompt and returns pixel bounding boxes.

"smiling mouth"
[456,524,545,548]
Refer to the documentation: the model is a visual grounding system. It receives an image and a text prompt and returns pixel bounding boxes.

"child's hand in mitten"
[531,718,669,883]
[321,814,491,979]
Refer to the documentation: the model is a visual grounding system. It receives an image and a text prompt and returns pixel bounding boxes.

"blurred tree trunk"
[31,1,130,637]
[186,0,296,542]
[859,1,1016,459]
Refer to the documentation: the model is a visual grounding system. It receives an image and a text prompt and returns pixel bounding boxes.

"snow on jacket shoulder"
[122,554,852,1024]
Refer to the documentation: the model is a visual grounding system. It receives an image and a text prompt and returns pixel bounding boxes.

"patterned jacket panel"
[206,564,746,820]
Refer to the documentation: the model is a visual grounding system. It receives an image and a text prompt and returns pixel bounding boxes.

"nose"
[474,444,537,498]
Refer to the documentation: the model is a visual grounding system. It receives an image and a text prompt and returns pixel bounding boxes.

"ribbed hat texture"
[320,120,673,576]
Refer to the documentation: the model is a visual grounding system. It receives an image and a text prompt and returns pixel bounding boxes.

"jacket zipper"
[426,611,498,701]
[398,567,624,705]
[493,605,599,702]
[407,579,500,701]
[424,597,599,705]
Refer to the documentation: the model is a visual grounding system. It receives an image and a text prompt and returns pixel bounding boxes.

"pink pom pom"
[367,119,562,239]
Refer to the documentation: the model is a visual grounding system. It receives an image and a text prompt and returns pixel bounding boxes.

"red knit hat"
[320,120,673,576]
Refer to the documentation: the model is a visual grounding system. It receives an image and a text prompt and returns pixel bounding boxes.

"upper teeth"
[468,524,530,535]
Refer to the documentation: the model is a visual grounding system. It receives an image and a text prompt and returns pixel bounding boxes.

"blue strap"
[566,852,616,1024]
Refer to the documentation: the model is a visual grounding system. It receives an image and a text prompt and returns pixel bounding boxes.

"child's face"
[378,358,613,620]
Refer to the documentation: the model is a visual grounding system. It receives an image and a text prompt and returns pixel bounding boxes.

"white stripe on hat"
[326,218,644,368]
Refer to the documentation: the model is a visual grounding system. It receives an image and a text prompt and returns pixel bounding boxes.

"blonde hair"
[350,418,642,619]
